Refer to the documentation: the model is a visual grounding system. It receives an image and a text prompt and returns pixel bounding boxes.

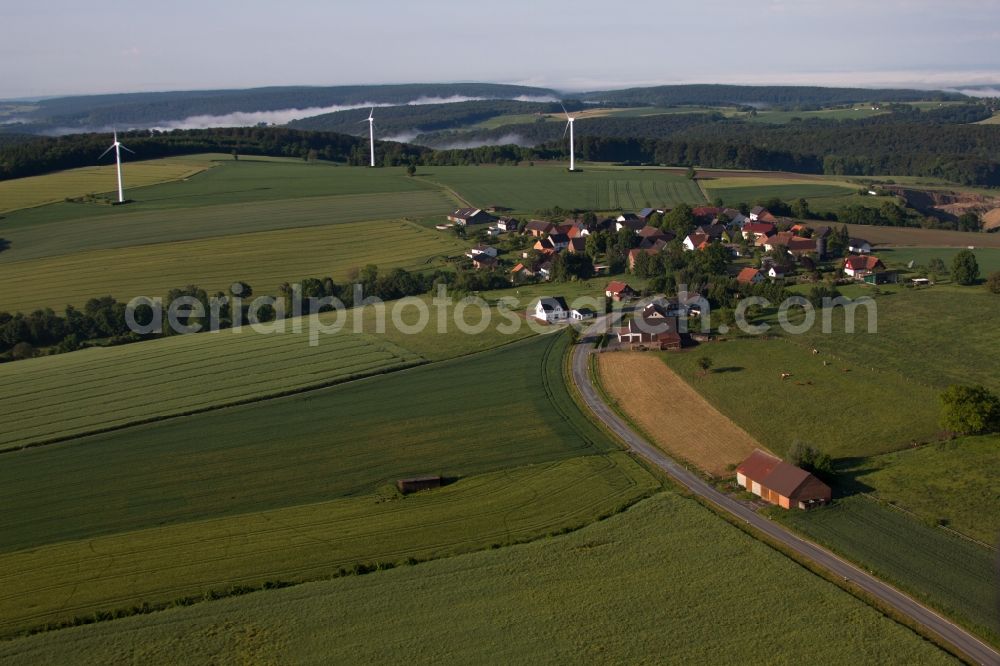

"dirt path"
[597,352,766,476]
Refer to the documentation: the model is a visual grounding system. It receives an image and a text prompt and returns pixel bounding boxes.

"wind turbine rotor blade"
[119,144,135,154]
[563,121,570,138]
[560,102,569,118]
[98,144,115,159]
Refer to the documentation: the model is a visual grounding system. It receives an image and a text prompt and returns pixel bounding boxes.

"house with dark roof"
[534,296,569,322]
[682,232,711,252]
[848,238,872,254]
[736,450,831,510]
[471,254,498,270]
[616,218,647,234]
[567,237,587,254]
[496,216,519,233]
[525,220,555,237]
[447,208,495,226]
[548,233,570,251]
[615,302,683,350]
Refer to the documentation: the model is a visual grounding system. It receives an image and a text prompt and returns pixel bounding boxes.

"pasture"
[779,495,999,645]
[875,247,1000,275]
[837,435,1000,545]
[0,334,614,553]
[791,288,1000,392]
[0,493,956,665]
[0,154,219,214]
[0,453,657,636]
[659,339,940,458]
[597,352,763,475]
[0,218,464,313]
[421,165,706,212]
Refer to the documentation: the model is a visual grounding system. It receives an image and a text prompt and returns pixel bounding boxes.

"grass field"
[779,495,999,644]
[0,453,657,636]
[840,225,1000,249]
[837,435,1000,544]
[0,334,614,553]
[420,165,706,212]
[0,154,220,214]
[597,352,764,475]
[659,339,941,458]
[791,288,1000,392]
[0,218,464,313]
[701,178,858,207]
[749,107,889,124]
[0,297,538,448]
[876,247,1000,275]
[0,493,956,665]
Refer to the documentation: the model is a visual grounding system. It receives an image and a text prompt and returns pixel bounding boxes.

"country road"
[570,313,1000,666]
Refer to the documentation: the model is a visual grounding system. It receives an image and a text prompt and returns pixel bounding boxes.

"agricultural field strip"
[0,156,221,214]
[0,335,601,554]
[779,496,999,642]
[0,332,420,447]
[0,219,463,313]
[0,189,455,263]
[0,453,658,635]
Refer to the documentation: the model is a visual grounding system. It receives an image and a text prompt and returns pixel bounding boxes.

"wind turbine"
[98,131,134,203]
[561,103,576,172]
[360,107,375,167]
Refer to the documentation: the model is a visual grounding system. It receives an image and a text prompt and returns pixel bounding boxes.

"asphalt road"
[571,313,1000,666]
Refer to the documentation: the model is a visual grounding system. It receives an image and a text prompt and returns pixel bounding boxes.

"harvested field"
[597,351,764,475]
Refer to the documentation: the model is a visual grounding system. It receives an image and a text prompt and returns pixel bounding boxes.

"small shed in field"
[397,476,443,494]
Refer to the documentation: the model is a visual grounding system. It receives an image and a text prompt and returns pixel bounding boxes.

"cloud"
[431,133,528,150]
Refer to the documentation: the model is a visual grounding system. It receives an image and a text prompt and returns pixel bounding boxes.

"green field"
[0,453,657,636]
[658,338,940,458]
[877,247,1000,276]
[0,334,614,553]
[701,179,858,206]
[838,435,1000,544]
[0,154,220,214]
[0,160,455,262]
[0,218,464,313]
[749,107,889,124]
[0,297,538,448]
[421,165,706,212]
[792,287,1000,392]
[0,493,955,665]
[779,495,999,644]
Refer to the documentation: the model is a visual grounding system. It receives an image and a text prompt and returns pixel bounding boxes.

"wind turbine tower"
[98,131,134,203]
[366,108,375,167]
[561,104,576,171]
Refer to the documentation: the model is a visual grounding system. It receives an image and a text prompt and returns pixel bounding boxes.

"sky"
[2,0,999,99]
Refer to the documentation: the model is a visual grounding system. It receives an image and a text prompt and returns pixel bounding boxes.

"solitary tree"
[787,441,833,477]
[986,271,1000,294]
[951,249,980,285]
[406,164,417,177]
[697,356,713,376]
[685,166,696,180]
[940,384,1000,435]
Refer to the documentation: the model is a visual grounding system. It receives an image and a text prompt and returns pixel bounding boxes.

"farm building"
[534,296,569,322]
[605,281,636,301]
[735,450,831,510]
[448,208,495,226]
[397,476,443,494]
[864,270,898,285]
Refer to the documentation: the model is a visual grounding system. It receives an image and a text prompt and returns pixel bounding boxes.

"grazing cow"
[780,372,792,380]
[811,348,819,355]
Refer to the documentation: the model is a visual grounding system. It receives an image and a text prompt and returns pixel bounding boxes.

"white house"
[768,265,788,279]
[848,238,872,254]
[534,296,569,322]
[570,308,596,321]
[468,244,498,258]
[496,217,519,233]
